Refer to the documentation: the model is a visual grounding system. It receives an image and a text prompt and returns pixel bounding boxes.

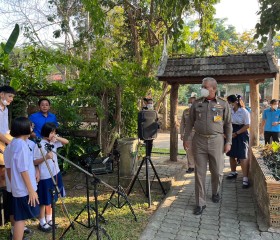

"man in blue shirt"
[29,98,58,138]
[262,99,280,144]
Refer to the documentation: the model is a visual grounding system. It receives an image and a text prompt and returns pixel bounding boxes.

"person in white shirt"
[33,122,69,232]
[226,95,250,188]
[5,117,39,240]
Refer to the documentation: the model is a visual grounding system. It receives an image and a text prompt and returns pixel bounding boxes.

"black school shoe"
[212,194,220,203]
[242,181,250,189]
[226,172,238,179]
[24,227,33,235]
[193,205,206,215]
[38,223,52,232]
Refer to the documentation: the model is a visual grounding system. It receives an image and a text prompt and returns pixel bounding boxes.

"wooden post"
[162,95,168,130]
[272,69,280,99]
[170,83,179,162]
[249,79,260,146]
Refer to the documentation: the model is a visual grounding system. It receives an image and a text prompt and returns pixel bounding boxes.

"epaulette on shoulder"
[196,97,204,101]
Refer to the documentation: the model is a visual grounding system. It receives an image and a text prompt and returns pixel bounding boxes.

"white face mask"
[200,88,209,98]
[272,105,278,110]
[263,102,268,106]
[1,99,8,106]
[188,103,192,108]
[147,104,153,110]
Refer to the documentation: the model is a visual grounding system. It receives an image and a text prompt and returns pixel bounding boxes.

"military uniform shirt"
[184,96,232,144]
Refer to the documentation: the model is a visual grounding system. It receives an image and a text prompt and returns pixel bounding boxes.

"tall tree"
[255,0,280,47]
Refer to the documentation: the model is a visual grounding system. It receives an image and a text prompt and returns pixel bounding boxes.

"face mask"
[188,103,192,108]
[1,99,8,106]
[200,88,209,98]
[272,105,278,110]
[263,102,268,106]
[147,104,153,109]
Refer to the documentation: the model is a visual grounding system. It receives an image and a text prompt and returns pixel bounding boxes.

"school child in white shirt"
[6,117,39,240]
[4,138,39,240]
[33,122,69,232]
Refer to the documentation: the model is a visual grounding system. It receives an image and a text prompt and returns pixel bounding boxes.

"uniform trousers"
[192,133,224,206]
[186,131,195,169]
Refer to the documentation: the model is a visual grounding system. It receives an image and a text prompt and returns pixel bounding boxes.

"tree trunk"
[155,82,169,112]
[101,91,109,152]
[249,79,260,146]
[125,3,141,63]
[170,83,179,162]
[104,85,122,154]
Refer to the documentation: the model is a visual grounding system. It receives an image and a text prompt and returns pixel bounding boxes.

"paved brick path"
[140,158,280,240]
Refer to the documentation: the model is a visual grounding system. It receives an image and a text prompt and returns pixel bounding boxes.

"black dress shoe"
[193,205,206,215]
[212,194,220,203]
[186,168,194,173]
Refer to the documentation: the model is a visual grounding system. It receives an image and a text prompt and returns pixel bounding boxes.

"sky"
[0,0,261,43]
[215,0,260,33]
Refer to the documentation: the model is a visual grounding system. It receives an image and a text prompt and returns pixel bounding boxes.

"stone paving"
[140,157,280,240]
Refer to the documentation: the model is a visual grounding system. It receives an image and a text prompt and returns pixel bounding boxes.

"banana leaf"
[3,23,19,54]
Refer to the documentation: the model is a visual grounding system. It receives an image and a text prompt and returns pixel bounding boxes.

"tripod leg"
[100,190,116,217]
[145,157,151,207]
[127,157,145,195]
[118,187,137,221]
[148,157,166,195]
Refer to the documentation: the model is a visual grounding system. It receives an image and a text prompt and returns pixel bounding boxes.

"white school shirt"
[9,138,37,197]
[231,107,250,125]
[33,139,62,180]
[4,139,35,193]
[0,106,9,134]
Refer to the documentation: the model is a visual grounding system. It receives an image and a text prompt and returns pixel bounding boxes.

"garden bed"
[251,148,280,229]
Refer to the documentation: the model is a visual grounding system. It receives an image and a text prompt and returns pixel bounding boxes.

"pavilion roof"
[157,52,279,84]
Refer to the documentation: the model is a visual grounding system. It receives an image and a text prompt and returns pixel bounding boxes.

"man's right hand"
[183,140,191,150]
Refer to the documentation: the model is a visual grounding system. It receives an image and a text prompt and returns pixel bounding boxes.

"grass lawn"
[0,169,164,240]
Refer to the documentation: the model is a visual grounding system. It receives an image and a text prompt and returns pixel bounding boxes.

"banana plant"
[0,23,19,55]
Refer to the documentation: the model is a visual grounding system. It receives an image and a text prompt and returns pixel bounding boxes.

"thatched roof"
[157,52,279,84]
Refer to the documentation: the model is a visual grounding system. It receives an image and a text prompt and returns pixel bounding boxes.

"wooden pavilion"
[157,52,279,161]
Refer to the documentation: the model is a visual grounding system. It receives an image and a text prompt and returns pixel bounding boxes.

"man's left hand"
[224,143,231,153]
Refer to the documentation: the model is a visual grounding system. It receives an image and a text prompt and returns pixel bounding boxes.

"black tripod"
[101,150,137,221]
[127,140,166,207]
[52,148,117,240]
[69,166,96,229]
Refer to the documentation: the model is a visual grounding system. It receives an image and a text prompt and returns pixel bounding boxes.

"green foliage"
[255,0,280,46]
[261,142,280,180]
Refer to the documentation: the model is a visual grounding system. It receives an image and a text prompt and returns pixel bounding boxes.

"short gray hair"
[202,77,217,89]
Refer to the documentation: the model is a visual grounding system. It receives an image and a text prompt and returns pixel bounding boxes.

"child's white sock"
[46,214,52,223]
[40,218,46,226]
[243,176,249,182]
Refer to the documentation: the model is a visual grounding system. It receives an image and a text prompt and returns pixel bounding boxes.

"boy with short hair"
[0,85,16,187]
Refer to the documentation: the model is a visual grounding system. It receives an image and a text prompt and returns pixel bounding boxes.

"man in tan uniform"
[183,77,232,215]
[180,96,196,173]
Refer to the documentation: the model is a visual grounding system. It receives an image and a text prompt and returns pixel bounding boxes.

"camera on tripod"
[138,110,159,140]
[78,148,114,175]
